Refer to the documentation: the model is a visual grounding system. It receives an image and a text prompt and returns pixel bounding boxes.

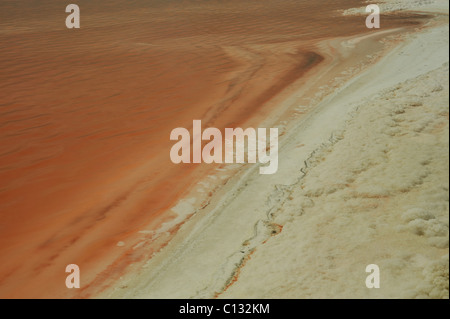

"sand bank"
[102,3,449,299]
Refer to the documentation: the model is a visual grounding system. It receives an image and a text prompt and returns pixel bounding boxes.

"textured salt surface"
[101,19,449,299]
